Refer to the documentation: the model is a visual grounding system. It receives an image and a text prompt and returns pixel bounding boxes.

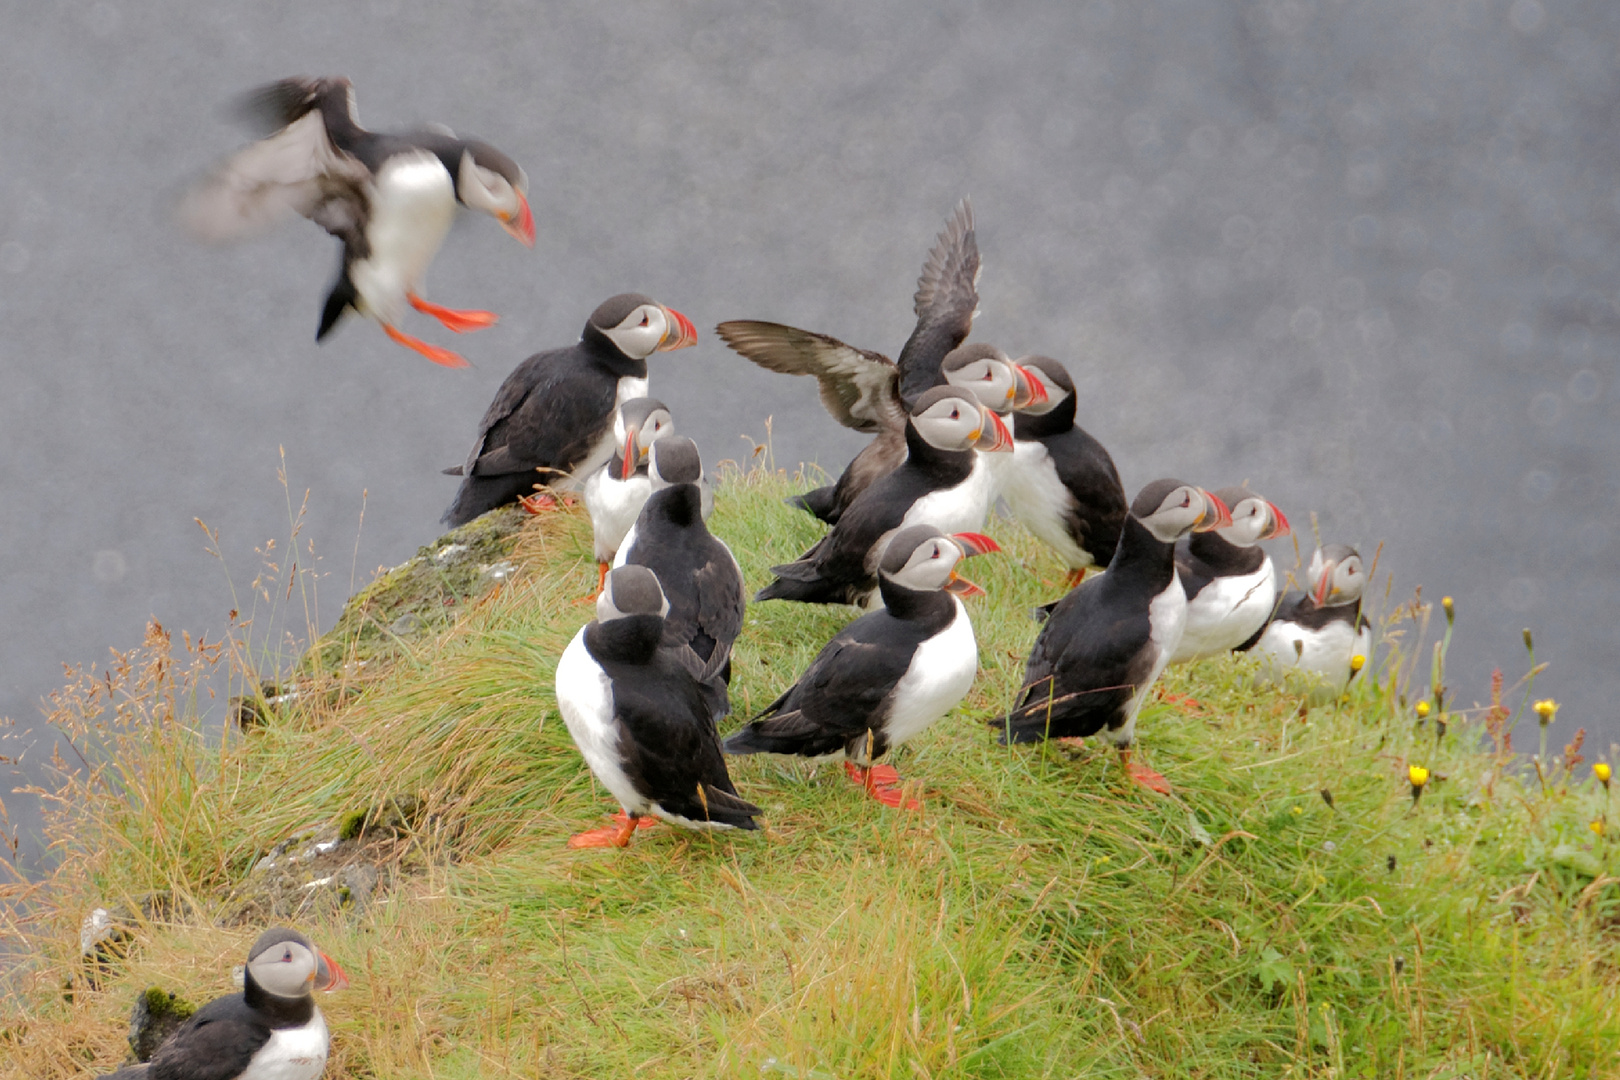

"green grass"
[4,468,1618,1078]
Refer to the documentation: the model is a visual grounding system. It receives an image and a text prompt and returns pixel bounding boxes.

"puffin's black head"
[453,141,534,247]
[1011,355,1074,415]
[1306,544,1366,607]
[1130,479,1232,543]
[245,927,348,999]
[879,523,1001,597]
[908,386,1014,452]
[597,565,669,623]
[648,436,702,488]
[1212,486,1291,547]
[587,294,698,360]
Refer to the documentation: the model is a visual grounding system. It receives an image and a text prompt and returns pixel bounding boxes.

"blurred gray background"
[3,0,1617,872]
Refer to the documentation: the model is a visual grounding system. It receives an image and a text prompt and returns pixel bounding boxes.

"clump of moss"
[127,987,195,1062]
[339,794,424,841]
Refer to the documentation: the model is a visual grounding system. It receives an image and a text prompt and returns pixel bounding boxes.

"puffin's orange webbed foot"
[844,761,920,809]
[566,812,654,848]
[409,293,499,333]
[382,323,470,368]
[1064,568,1088,588]
[1124,760,1171,795]
[519,491,561,514]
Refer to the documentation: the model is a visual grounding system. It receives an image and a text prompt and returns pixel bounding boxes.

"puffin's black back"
[1000,514,1175,742]
[758,422,976,605]
[442,334,644,526]
[1175,528,1266,600]
[1012,377,1127,566]
[126,969,317,1080]
[727,577,957,760]
[584,617,759,828]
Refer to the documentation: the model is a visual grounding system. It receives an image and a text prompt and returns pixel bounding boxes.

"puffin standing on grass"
[583,397,675,591]
[725,525,995,808]
[179,76,535,369]
[717,199,981,524]
[100,928,348,1080]
[997,480,1231,793]
[441,293,697,526]
[998,355,1127,589]
[755,387,1012,609]
[614,438,744,720]
[1249,544,1372,688]
[1169,487,1291,664]
[555,566,760,848]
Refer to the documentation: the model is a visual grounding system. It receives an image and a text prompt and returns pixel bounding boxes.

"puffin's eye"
[950,409,960,419]
[639,314,650,327]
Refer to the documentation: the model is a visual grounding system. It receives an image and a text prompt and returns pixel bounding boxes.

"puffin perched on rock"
[583,397,675,590]
[755,386,1012,608]
[1249,544,1372,689]
[441,293,696,526]
[726,525,995,808]
[555,565,760,847]
[998,355,1127,588]
[1169,487,1291,664]
[179,76,534,368]
[997,480,1230,792]
[614,438,744,720]
[101,928,348,1080]
[717,199,981,523]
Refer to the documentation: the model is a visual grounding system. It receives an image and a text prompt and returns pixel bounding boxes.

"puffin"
[441,293,697,526]
[716,198,980,523]
[755,386,1012,609]
[996,480,1231,792]
[100,927,348,1080]
[582,397,675,592]
[613,437,744,720]
[555,565,761,847]
[1248,544,1372,688]
[1168,487,1291,664]
[725,524,995,808]
[178,76,535,369]
[997,355,1128,589]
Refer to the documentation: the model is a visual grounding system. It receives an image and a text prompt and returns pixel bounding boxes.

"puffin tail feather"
[788,485,840,524]
[317,271,358,341]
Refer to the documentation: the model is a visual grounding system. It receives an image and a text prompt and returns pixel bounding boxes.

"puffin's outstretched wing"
[716,321,903,434]
[897,198,980,407]
[178,78,369,244]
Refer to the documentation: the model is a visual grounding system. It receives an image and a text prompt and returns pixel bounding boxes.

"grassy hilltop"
[3,468,1617,1079]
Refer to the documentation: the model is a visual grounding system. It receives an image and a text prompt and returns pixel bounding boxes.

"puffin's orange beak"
[503,192,535,247]
[949,532,1001,557]
[1193,490,1232,532]
[622,427,639,476]
[1266,502,1291,540]
[316,952,349,993]
[1311,561,1337,606]
[973,408,1015,452]
[1012,365,1048,409]
[944,570,986,598]
[657,306,698,351]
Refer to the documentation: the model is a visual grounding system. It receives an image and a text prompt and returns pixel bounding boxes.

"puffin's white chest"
[1171,556,1277,664]
[585,469,652,562]
[555,629,646,815]
[882,598,978,749]
[1254,616,1369,690]
[241,1012,329,1080]
[1001,440,1090,569]
[902,455,996,536]
[1111,574,1187,747]
[350,151,456,326]
[565,376,651,494]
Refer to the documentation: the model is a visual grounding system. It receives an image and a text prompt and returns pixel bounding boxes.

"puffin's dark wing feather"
[689,541,746,680]
[897,198,980,406]
[461,350,606,478]
[1003,585,1151,739]
[145,995,270,1080]
[1044,427,1127,565]
[716,321,902,434]
[231,77,351,136]
[178,111,370,244]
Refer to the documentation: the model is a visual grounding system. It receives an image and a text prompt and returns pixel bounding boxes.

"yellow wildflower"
[1590,820,1605,838]
[1415,701,1431,720]
[1596,762,1612,789]
[1350,654,1366,673]
[1442,596,1454,624]
[1534,699,1558,725]
[1408,765,1429,788]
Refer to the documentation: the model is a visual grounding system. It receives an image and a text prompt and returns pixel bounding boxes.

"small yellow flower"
[1442,596,1454,624]
[1590,820,1605,838]
[1415,701,1431,719]
[1408,765,1430,788]
[1596,762,1612,789]
[1291,805,1304,816]
[1350,654,1366,673]
[1534,699,1558,725]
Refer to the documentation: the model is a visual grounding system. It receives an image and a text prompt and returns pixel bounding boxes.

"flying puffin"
[555,565,760,847]
[998,355,1127,589]
[614,438,744,720]
[583,397,675,592]
[1248,544,1372,689]
[441,293,697,526]
[1169,487,1291,664]
[755,387,1012,608]
[178,76,535,369]
[716,199,981,523]
[100,928,348,1080]
[725,524,995,808]
[996,480,1231,792]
